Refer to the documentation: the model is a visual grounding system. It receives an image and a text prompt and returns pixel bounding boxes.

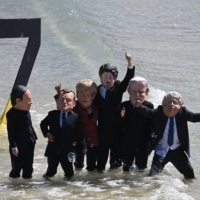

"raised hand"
[55,83,61,94]
[120,107,126,118]
[125,52,132,66]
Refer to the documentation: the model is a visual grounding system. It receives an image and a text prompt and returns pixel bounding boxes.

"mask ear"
[127,86,131,94]
[146,88,149,95]
[16,98,21,104]
[73,100,76,108]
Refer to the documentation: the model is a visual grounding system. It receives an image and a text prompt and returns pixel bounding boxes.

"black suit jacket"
[40,110,86,158]
[94,67,135,138]
[118,100,154,158]
[6,107,37,149]
[136,105,200,157]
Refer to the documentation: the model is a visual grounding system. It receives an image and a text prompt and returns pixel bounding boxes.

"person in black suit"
[135,91,200,179]
[6,85,37,179]
[40,89,87,179]
[94,52,135,173]
[118,77,154,172]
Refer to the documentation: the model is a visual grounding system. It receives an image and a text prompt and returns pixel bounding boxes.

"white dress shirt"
[155,117,181,158]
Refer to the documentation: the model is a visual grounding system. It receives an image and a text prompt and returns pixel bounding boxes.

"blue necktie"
[105,90,110,100]
[167,117,174,146]
[62,113,67,130]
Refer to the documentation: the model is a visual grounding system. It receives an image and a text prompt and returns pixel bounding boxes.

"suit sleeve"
[6,111,17,148]
[40,113,51,137]
[29,112,38,140]
[184,107,200,122]
[136,104,156,119]
[118,66,135,93]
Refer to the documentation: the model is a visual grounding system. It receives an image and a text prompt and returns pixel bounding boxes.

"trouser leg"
[9,147,21,178]
[9,162,21,178]
[86,146,98,171]
[60,153,74,178]
[110,147,122,168]
[22,143,35,179]
[149,153,166,176]
[110,129,122,168]
[74,144,84,169]
[45,156,59,177]
[135,148,148,170]
[168,148,195,179]
[122,159,133,171]
[97,142,109,171]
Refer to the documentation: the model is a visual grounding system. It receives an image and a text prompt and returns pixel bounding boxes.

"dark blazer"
[94,67,135,137]
[6,107,37,149]
[136,105,200,157]
[40,110,87,158]
[119,100,154,158]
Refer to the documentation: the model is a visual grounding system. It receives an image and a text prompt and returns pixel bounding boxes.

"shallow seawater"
[0,0,200,199]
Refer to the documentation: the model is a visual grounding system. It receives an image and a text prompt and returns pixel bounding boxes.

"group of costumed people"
[6,52,200,180]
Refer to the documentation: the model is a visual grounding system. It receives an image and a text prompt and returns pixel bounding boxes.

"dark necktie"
[105,90,110,100]
[167,117,174,146]
[62,113,67,130]
[88,112,94,120]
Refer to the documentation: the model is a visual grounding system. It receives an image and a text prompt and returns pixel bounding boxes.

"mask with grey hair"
[162,91,183,105]
[128,76,148,87]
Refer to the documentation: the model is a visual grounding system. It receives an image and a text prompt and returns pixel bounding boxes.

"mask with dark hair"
[59,89,76,101]
[99,63,118,79]
[11,85,27,106]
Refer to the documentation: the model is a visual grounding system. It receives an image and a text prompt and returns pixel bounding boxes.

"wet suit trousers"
[150,146,195,178]
[9,141,35,179]
[45,152,74,178]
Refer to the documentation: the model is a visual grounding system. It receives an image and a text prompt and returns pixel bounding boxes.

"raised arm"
[184,107,200,122]
[118,52,135,92]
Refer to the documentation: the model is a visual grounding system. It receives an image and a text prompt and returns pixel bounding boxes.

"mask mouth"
[134,97,141,100]
[104,84,111,90]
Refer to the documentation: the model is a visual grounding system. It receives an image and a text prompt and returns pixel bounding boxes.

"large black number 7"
[0,18,41,128]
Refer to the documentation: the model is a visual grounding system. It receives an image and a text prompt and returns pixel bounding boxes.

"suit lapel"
[63,112,72,129]
[160,114,168,139]
[175,109,182,140]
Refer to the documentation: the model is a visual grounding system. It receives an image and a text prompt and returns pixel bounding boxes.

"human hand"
[46,132,54,142]
[55,83,61,94]
[83,149,87,155]
[125,52,132,61]
[12,148,19,157]
[120,107,126,118]
[125,52,132,66]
